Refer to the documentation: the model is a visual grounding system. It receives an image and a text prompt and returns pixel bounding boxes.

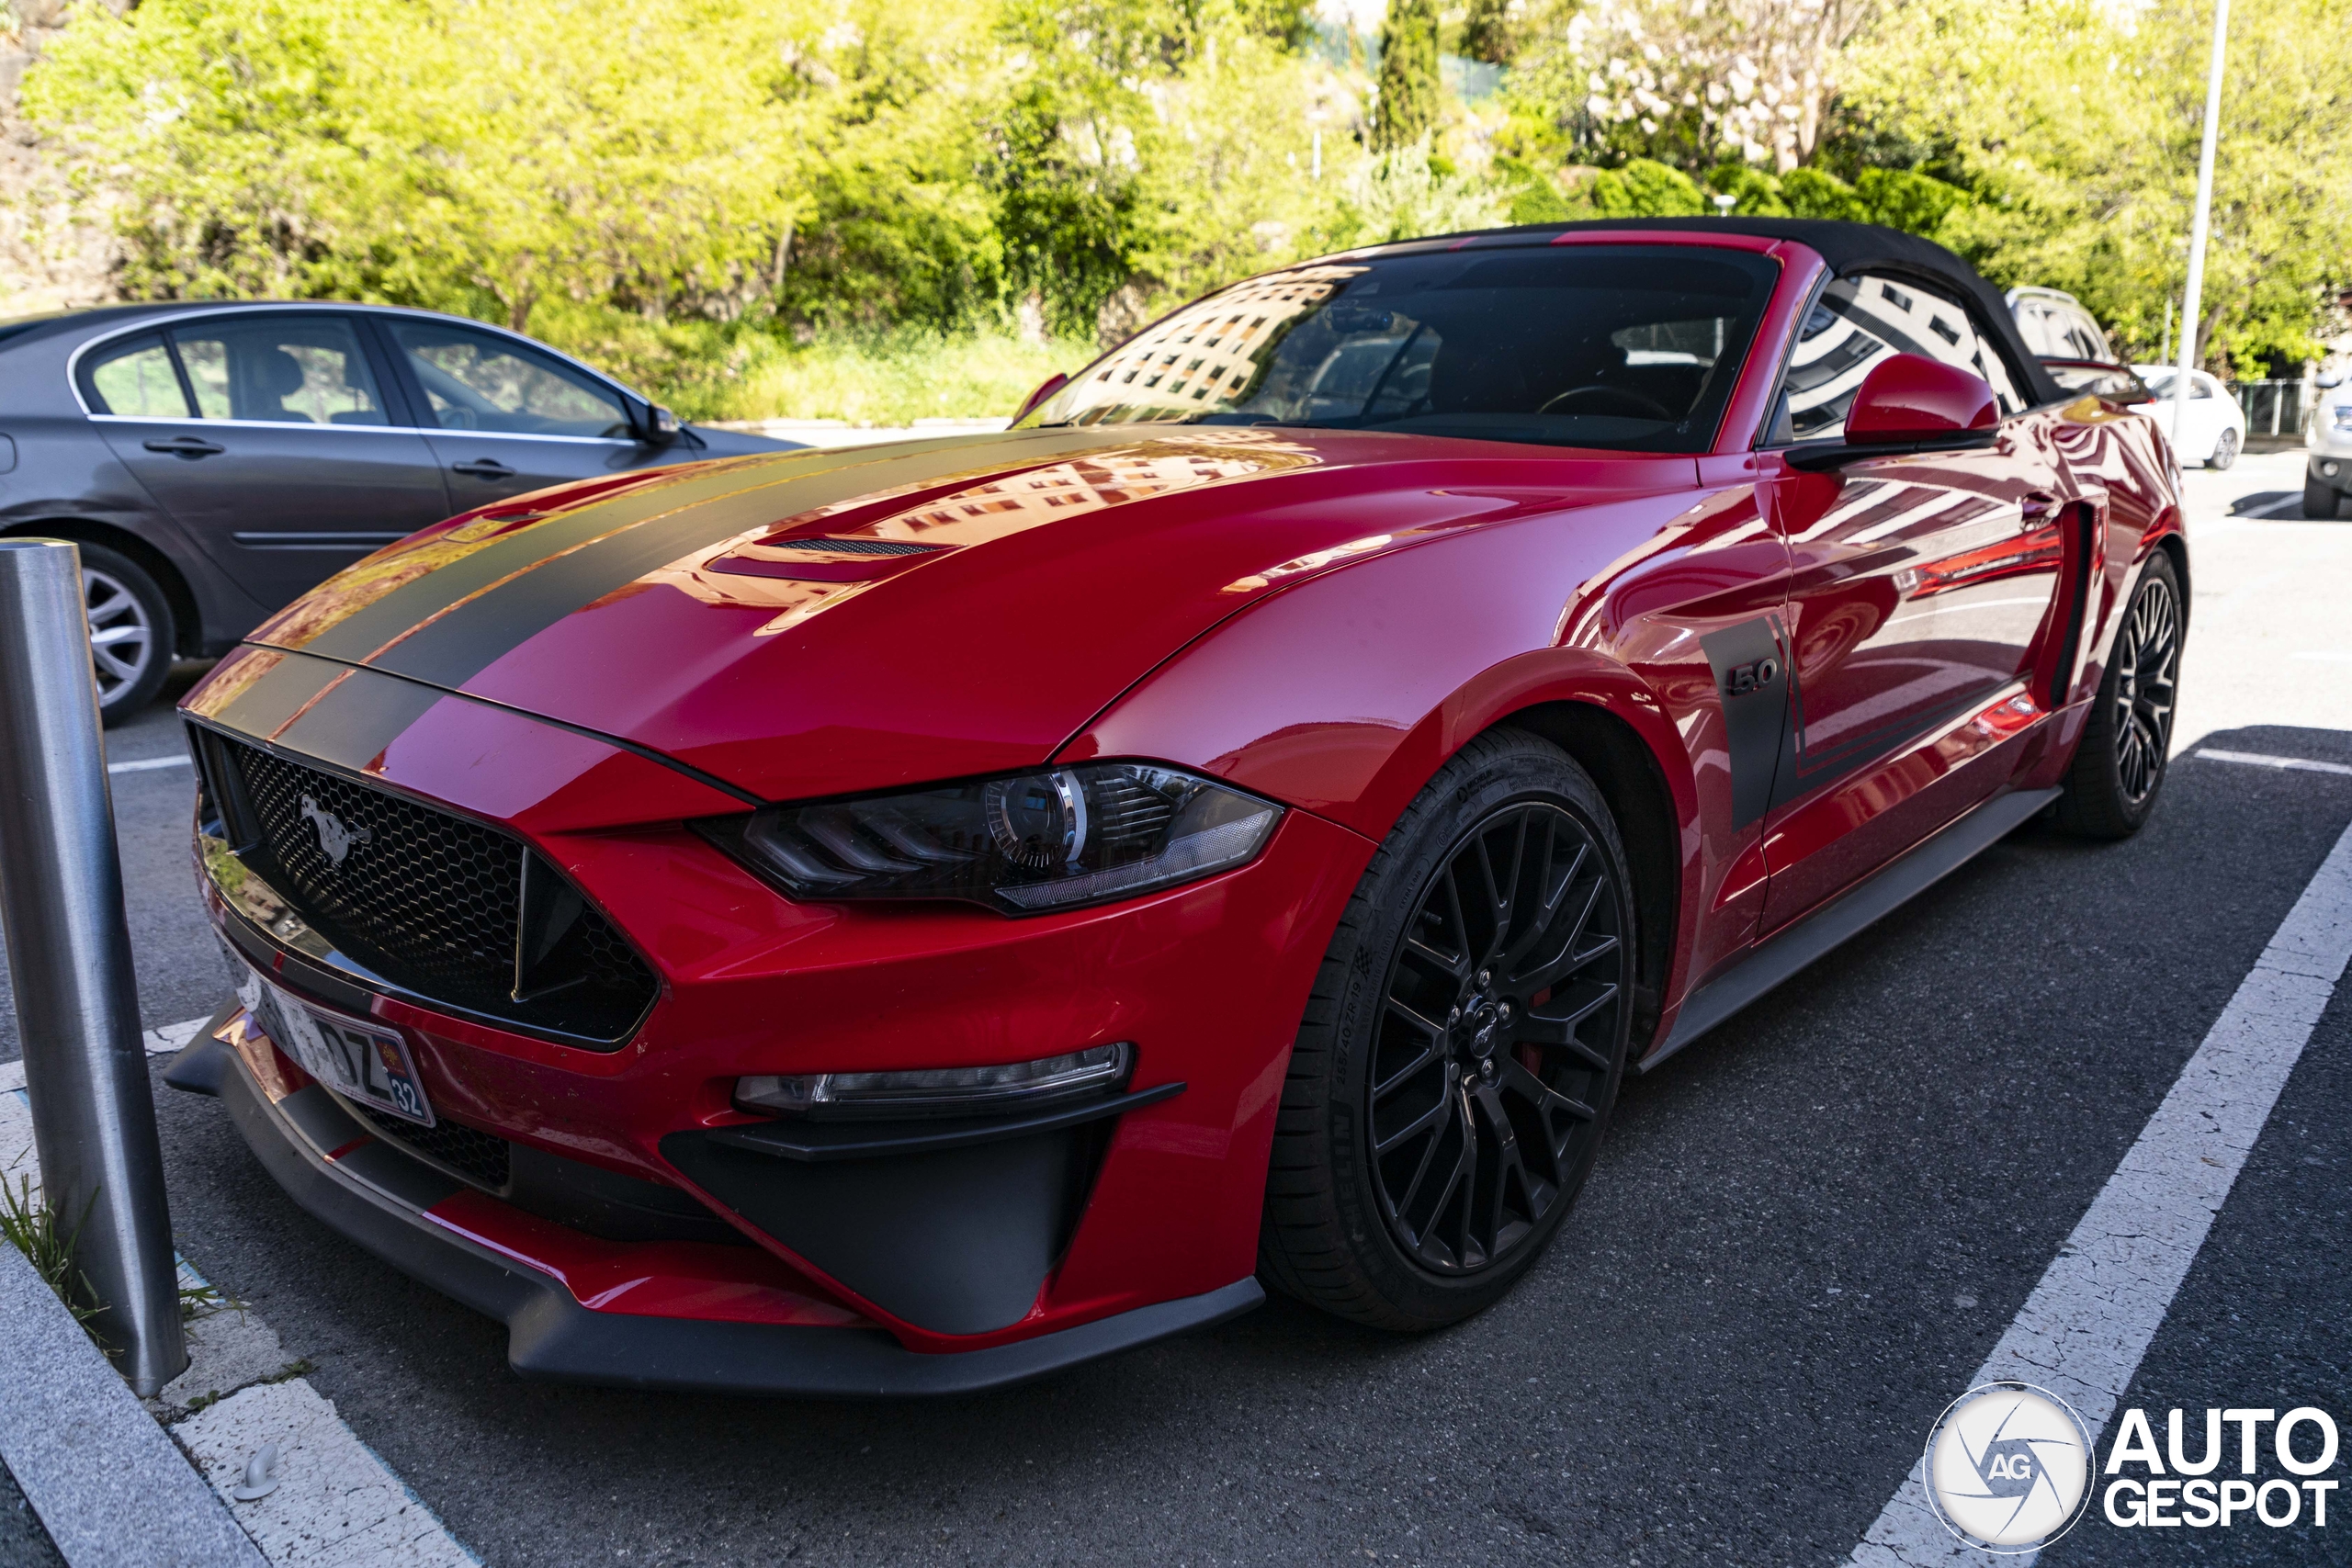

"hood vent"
[768,536,939,556]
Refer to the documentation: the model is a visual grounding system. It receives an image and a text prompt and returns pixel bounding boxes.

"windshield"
[1025,244,1781,454]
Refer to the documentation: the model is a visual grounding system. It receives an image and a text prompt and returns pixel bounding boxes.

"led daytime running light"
[737,1043,1132,1120]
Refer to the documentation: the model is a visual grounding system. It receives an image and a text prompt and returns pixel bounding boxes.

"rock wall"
[0,0,127,315]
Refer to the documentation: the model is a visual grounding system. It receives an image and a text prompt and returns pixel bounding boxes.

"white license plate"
[231,953,435,1126]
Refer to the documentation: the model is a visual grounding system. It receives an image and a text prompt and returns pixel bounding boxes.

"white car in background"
[2132,365,2247,470]
[2306,377,2352,519]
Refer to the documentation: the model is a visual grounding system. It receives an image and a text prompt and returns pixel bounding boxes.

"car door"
[79,314,453,611]
[373,316,656,507]
[1754,272,2075,931]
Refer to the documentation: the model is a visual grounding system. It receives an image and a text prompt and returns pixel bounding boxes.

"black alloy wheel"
[1369,801,1624,1274]
[2110,569,2180,807]
[1259,729,1637,1330]
[2055,550,2182,839]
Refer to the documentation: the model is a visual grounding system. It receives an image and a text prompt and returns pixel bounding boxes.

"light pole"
[2171,0,2231,451]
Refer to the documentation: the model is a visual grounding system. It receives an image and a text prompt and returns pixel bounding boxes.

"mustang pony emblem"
[299,795,371,866]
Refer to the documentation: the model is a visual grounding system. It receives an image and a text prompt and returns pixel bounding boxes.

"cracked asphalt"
[3,451,2346,1566]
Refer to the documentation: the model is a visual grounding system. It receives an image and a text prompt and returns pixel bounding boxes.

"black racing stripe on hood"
[293,451,851,663]
[272,667,449,773]
[210,650,345,739]
[361,428,1147,692]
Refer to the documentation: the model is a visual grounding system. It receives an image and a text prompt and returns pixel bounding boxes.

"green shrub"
[1589,159,1707,218]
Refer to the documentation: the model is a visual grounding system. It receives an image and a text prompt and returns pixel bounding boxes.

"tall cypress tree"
[1459,0,1517,66]
[1373,0,1442,152]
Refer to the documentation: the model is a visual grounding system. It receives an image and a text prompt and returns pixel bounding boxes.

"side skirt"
[1640,785,2062,1070]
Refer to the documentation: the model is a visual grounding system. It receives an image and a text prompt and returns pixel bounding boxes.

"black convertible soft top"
[1404,216,2064,410]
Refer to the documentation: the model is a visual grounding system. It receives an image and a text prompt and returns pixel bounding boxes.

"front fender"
[1058,481,1790,1013]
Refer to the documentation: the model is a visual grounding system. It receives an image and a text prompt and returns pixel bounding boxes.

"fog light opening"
[2324,460,2342,478]
[736,1043,1133,1120]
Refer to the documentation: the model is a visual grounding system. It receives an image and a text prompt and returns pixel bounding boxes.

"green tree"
[1373,0,1441,152]
[1842,0,2352,372]
[1458,0,1519,65]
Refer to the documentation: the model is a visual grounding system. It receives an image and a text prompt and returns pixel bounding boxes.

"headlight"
[700,761,1283,913]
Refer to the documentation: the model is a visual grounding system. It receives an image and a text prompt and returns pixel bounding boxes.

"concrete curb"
[0,1245,265,1568]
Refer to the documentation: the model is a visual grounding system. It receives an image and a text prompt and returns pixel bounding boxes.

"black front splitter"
[187,1032,1262,1398]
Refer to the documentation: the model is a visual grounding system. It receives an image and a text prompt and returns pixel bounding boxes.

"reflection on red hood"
[224,427,1695,802]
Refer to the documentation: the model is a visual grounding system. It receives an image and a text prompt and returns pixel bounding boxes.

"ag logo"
[299,794,372,867]
[1722,655,1780,697]
[1923,1382,2094,1552]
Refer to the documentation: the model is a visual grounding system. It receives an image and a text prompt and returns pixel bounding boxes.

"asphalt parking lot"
[3,451,2346,1567]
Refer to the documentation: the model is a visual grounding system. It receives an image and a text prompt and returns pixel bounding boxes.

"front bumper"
[179,653,1374,1375]
[187,1023,1261,1396]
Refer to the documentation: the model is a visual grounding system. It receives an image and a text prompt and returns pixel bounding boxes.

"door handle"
[451,458,515,479]
[142,435,224,458]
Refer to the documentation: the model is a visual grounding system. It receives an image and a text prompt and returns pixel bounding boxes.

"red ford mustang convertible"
[170,219,2185,1394]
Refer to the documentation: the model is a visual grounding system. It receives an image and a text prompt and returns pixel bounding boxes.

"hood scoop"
[707,536,951,582]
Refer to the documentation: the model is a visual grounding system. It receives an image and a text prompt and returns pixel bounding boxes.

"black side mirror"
[645,406,684,446]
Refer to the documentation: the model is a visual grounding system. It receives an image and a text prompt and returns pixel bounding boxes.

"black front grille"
[349,1101,512,1190]
[237,742,525,1008]
[205,732,659,1043]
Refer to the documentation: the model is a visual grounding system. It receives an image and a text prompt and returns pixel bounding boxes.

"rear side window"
[385,321,633,438]
[168,315,390,426]
[1770,272,2025,444]
[82,333,191,419]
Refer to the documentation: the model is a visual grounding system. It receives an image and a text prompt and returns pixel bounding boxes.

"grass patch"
[1,1176,223,1358]
[578,323,1096,427]
[1,1175,106,1339]
[708,329,1093,426]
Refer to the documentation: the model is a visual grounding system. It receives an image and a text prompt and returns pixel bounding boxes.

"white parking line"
[0,1016,200,1097]
[2,1016,479,1567]
[178,1381,479,1568]
[2197,747,2352,779]
[1849,814,2352,1563]
[107,754,192,774]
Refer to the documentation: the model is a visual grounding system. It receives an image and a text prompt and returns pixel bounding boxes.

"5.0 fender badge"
[1722,656,1781,697]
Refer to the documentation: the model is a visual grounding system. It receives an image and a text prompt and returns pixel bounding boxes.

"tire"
[2306,477,2345,521]
[2208,428,2238,470]
[2054,551,2181,840]
[1258,728,1636,1330]
[78,544,175,723]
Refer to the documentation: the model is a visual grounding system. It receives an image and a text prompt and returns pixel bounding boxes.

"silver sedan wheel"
[84,566,158,706]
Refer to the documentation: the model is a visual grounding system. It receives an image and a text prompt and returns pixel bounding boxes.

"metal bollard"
[0,538,186,1395]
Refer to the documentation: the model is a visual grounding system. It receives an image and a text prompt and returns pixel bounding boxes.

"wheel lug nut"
[1448,1006,1461,1024]
[1477,970,1491,987]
